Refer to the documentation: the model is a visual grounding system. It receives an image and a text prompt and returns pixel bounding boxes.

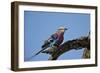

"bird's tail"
[27,48,46,61]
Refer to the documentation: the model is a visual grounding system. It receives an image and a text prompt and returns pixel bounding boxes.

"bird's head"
[57,27,68,33]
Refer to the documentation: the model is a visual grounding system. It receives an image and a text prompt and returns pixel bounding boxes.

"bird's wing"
[41,40,50,49]
[42,33,58,49]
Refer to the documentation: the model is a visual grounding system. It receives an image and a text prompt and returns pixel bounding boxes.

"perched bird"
[28,27,67,60]
[42,27,67,50]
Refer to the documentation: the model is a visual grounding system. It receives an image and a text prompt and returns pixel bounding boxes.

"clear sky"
[24,11,90,61]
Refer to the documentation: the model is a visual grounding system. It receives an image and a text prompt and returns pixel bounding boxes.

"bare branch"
[42,36,90,60]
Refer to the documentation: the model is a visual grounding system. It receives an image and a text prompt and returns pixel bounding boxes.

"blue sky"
[24,11,90,61]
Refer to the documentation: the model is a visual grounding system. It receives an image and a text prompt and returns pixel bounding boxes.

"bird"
[42,27,67,53]
[28,27,68,60]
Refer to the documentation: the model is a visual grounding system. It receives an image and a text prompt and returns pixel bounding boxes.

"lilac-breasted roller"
[29,27,67,59]
[42,27,67,49]
[42,27,67,54]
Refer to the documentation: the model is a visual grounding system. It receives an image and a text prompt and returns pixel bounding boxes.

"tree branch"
[42,36,90,60]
